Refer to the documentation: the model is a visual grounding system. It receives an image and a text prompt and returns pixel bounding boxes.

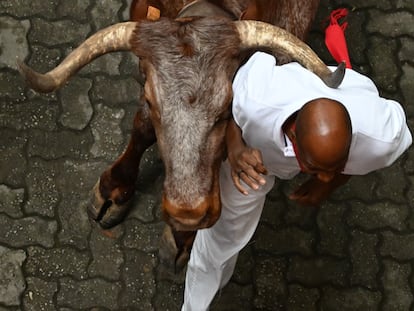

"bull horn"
[233,20,345,88]
[18,22,137,93]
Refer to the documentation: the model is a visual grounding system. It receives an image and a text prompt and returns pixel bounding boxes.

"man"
[181,52,412,310]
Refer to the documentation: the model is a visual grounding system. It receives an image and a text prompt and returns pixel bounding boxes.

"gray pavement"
[1,0,414,310]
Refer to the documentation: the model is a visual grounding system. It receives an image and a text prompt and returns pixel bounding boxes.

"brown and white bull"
[19,0,344,268]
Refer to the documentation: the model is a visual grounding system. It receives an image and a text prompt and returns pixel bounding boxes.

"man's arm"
[226,117,268,195]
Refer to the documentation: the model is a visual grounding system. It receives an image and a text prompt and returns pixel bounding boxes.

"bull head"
[18,17,344,231]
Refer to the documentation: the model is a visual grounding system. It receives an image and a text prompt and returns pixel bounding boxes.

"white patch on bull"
[156,72,230,205]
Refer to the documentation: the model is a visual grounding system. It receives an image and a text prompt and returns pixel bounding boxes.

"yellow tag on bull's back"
[147,6,161,20]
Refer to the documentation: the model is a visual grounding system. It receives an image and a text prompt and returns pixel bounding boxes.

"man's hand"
[228,146,267,195]
[289,174,350,206]
[225,116,268,195]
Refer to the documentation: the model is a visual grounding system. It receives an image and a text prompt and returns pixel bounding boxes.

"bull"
[18,0,344,268]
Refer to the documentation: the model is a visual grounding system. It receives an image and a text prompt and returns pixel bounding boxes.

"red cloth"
[325,8,352,69]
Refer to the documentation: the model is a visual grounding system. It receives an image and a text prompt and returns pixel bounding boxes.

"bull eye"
[214,109,231,124]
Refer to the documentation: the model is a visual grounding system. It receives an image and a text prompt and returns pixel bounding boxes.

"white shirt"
[232,52,412,179]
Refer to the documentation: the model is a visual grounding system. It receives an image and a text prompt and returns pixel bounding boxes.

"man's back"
[232,52,412,176]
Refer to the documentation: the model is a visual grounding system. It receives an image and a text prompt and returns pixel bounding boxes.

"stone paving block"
[400,63,414,117]
[347,201,409,231]
[57,277,121,310]
[22,277,58,311]
[88,227,124,280]
[0,99,59,131]
[57,194,93,250]
[327,173,378,202]
[56,160,108,249]
[25,246,89,280]
[284,200,318,229]
[345,0,393,10]
[27,129,93,160]
[90,0,124,30]
[317,202,348,257]
[91,76,140,106]
[287,256,351,287]
[254,224,315,256]
[26,44,62,74]
[260,197,285,227]
[367,35,399,92]
[0,71,26,101]
[253,255,287,310]
[123,219,165,252]
[128,191,162,223]
[0,246,26,306]
[90,103,126,159]
[399,38,414,63]
[0,130,27,187]
[59,77,93,130]
[231,245,254,285]
[381,259,413,310]
[155,260,186,285]
[0,0,59,18]
[286,284,319,311]
[320,287,381,311]
[0,17,30,71]
[29,18,91,47]
[24,158,60,217]
[154,280,185,311]
[381,231,414,260]
[343,10,368,66]
[211,282,253,311]
[0,214,57,248]
[119,249,156,310]
[56,0,93,23]
[56,160,109,193]
[349,230,379,289]
[79,53,124,76]
[0,185,24,218]
[396,0,414,10]
[367,10,414,37]
[376,163,408,203]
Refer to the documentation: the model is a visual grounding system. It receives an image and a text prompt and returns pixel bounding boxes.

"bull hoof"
[159,225,190,273]
[88,179,132,229]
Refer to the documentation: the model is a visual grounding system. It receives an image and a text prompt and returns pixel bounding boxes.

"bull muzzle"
[162,194,221,231]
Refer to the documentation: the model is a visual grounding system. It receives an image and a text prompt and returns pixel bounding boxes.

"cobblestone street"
[1,0,414,310]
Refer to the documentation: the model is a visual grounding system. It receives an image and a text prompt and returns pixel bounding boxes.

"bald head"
[295,98,352,170]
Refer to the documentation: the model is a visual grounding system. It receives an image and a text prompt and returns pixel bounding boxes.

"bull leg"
[159,225,197,272]
[88,105,156,229]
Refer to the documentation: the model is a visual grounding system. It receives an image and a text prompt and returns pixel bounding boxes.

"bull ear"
[18,22,137,93]
[234,20,345,88]
[130,0,149,21]
[130,0,162,21]
[239,1,259,20]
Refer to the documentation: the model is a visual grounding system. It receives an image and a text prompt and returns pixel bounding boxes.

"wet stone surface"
[1,0,414,310]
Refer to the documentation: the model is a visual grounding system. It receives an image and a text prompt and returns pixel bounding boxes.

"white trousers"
[181,160,275,311]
